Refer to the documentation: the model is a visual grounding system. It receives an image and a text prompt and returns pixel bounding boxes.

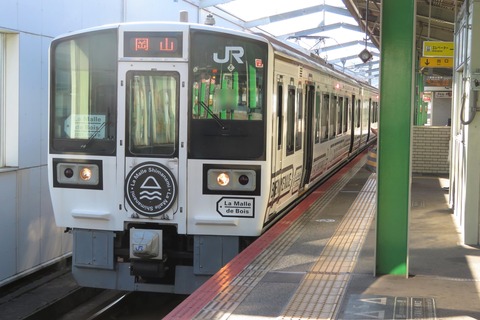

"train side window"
[343,97,349,133]
[363,99,369,129]
[368,98,372,128]
[315,91,321,144]
[277,82,283,150]
[321,93,329,142]
[295,88,303,151]
[337,97,343,135]
[330,95,337,139]
[286,86,295,155]
[356,99,361,128]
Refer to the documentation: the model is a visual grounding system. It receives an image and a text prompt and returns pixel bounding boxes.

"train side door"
[349,94,356,154]
[300,84,315,189]
[271,78,284,205]
[118,62,188,224]
[366,98,372,141]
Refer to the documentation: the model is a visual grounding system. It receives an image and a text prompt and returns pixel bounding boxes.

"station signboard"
[419,57,453,68]
[422,41,454,57]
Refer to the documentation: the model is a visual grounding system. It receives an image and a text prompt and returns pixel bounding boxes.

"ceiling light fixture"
[204,14,215,26]
[358,0,372,63]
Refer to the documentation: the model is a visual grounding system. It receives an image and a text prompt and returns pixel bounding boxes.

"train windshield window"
[50,30,117,154]
[190,32,267,121]
[188,31,268,160]
[126,72,178,156]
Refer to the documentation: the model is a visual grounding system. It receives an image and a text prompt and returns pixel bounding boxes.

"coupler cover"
[129,228,163,260]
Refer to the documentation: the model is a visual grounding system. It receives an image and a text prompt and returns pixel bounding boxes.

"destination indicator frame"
[124,31,183,58]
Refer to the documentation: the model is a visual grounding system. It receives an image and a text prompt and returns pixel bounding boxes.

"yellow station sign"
[422,41,454,57]
[419,57,453,68]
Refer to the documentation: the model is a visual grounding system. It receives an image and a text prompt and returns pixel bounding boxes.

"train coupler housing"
[130,260,166,278]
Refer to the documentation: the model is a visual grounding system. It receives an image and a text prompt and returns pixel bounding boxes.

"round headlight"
[79,167,93,181]
[64,168,74,178]
[238,174,249,185]
[217,172,230,186]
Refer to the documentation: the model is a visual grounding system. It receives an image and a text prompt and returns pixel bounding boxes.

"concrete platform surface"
[338,174,480,319]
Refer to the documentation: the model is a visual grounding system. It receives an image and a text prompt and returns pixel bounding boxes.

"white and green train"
[48,22,378,293]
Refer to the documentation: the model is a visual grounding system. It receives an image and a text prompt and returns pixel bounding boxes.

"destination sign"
[124,31,183,58]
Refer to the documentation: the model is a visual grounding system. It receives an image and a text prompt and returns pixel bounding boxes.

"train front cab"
[48,24,274,294]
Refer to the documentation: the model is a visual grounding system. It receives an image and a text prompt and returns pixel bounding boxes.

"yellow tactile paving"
[280,175,376,320]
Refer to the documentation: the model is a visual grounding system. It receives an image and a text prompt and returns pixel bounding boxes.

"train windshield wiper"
[81,122,106,149]
[199,101,227,131]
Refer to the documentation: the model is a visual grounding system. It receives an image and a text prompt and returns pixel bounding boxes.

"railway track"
[0,259,120,319]
[0,258,187,319]
[87,292,187,320]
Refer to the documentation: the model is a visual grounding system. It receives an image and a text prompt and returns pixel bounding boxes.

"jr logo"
[213,46,244,64]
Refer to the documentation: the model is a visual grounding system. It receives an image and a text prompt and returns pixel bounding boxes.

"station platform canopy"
[193,0,463,87]
[195,0,380,86]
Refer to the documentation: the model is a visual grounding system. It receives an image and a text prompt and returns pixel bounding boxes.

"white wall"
[412,126,450,174]
[431,94,452,126]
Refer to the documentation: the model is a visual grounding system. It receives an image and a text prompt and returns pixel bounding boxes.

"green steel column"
[376,0,415,276]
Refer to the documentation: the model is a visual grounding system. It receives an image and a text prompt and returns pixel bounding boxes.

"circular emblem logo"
[125,162,177,217]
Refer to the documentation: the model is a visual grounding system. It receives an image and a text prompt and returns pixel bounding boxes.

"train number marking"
[125,162,177,217]
[213,46,244,64]
[216,197,254,218]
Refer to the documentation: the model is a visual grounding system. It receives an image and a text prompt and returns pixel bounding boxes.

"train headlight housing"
[79,167,93,181]
[55,161,101,187]
[238,174,249,185]
[64,167,74,179]
[208,169,256,191]
[216,172,230,186]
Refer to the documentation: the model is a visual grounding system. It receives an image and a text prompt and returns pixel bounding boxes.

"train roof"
[53,21,268,44]
[255,31,377,92]
[52,21,377,93]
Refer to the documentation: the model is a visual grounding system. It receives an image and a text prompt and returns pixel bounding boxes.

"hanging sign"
[419,57,453,68]
[422,41,454,57]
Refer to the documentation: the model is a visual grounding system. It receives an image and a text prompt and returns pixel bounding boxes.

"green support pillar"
[376,0,414,276]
